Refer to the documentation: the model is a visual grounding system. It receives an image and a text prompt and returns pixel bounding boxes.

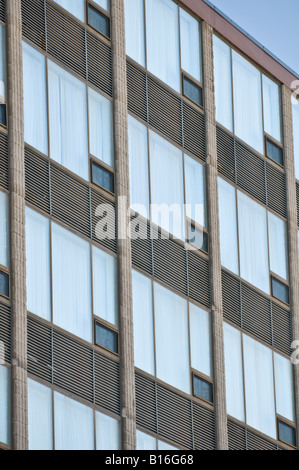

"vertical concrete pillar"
[202,22,228,450]
[111,0,136,450]
[6,0,28,450]
[282,85,299,448]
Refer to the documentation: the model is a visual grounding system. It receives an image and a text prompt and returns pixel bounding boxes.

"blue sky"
[206,0,299,76]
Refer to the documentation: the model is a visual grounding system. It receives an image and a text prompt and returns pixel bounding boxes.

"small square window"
[187,223,208,253]
[92,161,114,193]
[271,276,289,305]
[88,4,110,38]
[266,138,283,166]
[0,271,9,298]
[0,103,6,126]
[95,322,118,354]
[278,420,296,447]
[183,76,202,107]
[193,375,213,403]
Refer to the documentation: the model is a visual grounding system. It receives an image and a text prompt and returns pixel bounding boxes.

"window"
[268,211,288,282]
[213,35,233,132]
[92,0,110,12]
[0,270,9,298]
[92,245,117,325]
[182,76,202,106]
[189,303,212,378]
[187,223,208,253]
[184,154,206,228]
[124,0,145,66]
[193,375,213,403]
[88,87,113,168]
[137,430,157,450]
[271,277,289,304]
[88,4,110,38]
[278,420,296,447]
[0,25,6,127]
[95,322,118,354]
[92,161,114,193]
[292,98,299,180]
[265,138,283,165]
[95,411,120,450]
[0,366,10,446]
[0,191,8,269]
[262,74,282,143]
[274,352,295,423]
[53,0,85,21]
[180,8,202,83]
[28,379,53,451]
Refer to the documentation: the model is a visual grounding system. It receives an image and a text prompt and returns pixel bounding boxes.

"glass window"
[292,99,299,180]
[278,421,296,447]
[223,323,245,422]
[95,322,118,354]
[93,245,117,326]
[0,365,9,446]
[145,0,180,92]
[93,0,110,12]
[28,379,53,450]
[158,440,179,450]
[124,0,145,66]
[189,303,212,378]
[0,191,8,269]
[88,88,113,168]
[0,271,9,297]
[265,138,283,165]
[243,334,276,439]
[52,223,92,342]
[0,25,6,102]
[268,212,288,281]
[53,0,84,21]
[180,9,201,83]
[262,74,281,143]
[88,5,110,39]
[274,353,295,423]
[92,161,114,193]
[238,191,270,294]
[213,35,233,132]
[182,76,202,106]
[137,430,157,450]
[193,375,213,403]
[132,270,155,376]
[48,60,88,180]
[218,178,239,275]
[154,282,190,394]
[96,411,120,450]
[272,277,289,304]
[26,208,51,321]
[23,42,48,155]
[54,392,94,450]
[150,130,184,239]
[184,155,206,228]
[232,51,263,154]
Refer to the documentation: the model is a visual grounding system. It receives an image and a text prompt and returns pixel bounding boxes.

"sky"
[205,0,299,76]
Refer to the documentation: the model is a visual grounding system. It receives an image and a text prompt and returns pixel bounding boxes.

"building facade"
[0,0,299,450]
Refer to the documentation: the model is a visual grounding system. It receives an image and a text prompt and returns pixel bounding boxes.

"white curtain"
[274,353,295,423]
[262,74,282,143]
[0,25,5,101]
[93,0,109,11]
[96,411,120,450]
[53,0,84,21]
[154,282,190,394]
[0,191,8,268]
[184,155,206,227]
[48,60,88,180]
[213,35,233,132]
[268,212,288,281]
[238,191,270,294]
[189,303,212,378]
[92,245,117,326]
[218,177,239,275]
[180,8,201,82]
[23,41,48,155]
[223,323,245,422]
[128,116,150,219]
[232,50,263,154]
[145,0,180,92]
[136,430,157,450]
[28,379,53,450]
[124,0,145,66]
[292,100,299,180]
[54,392,94,450]
[26,207,51,321]
[132,270,155,376]
[52,223,92,342]
[150,130,185,240]
[88,87,113,167]
[243,334,276,439]
[0,365,9,446]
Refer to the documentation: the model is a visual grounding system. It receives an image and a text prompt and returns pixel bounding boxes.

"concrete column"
[281,85,299,448]
[6,0,28,450]
[111,0,136,450]
[202,22,228,450]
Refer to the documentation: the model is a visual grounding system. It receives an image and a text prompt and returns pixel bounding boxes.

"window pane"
[193,375,213,403]
[274,353,295,423]
[189,303,211,378]
[132,270,155,376]
[93,245,117,326]
[52,223,92,342]
[218,178,239,275]
[93,0,110,12]
[213,35,233,132]
[293,99,299,180]
[0,25,6,101]
[150,130,184,239]
[223,323,245,422]
[137,430,157,450]
[278,421,296,447]
[54,392,94,450]
[268,212,288,281]
[48,61,88,180]
[28,379,53,450]
[53,0,84,21]
[184,155,206,227]
[158,440,178,450]
[128,116,150,219]
[26,208,51,321]
[88,5,110,38]
[23,42,48,155]
[92,162,114,193]
[183,76,202,106]
[0,365,9,446]
[238,191,269,294]
[154,282,190,394]
[145,0,180,92]
[266,138,283,165]
[272,277,289,304]
[95,323,118,354]
[180,9,201,82]
[232,51,263,154]
[0,191,8,268]
[96,411,120,450]
[88,88,113,167]
[262,74,281,143]
[124,0,145,66]
[243,334,276,439]
[0,271,9,297]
